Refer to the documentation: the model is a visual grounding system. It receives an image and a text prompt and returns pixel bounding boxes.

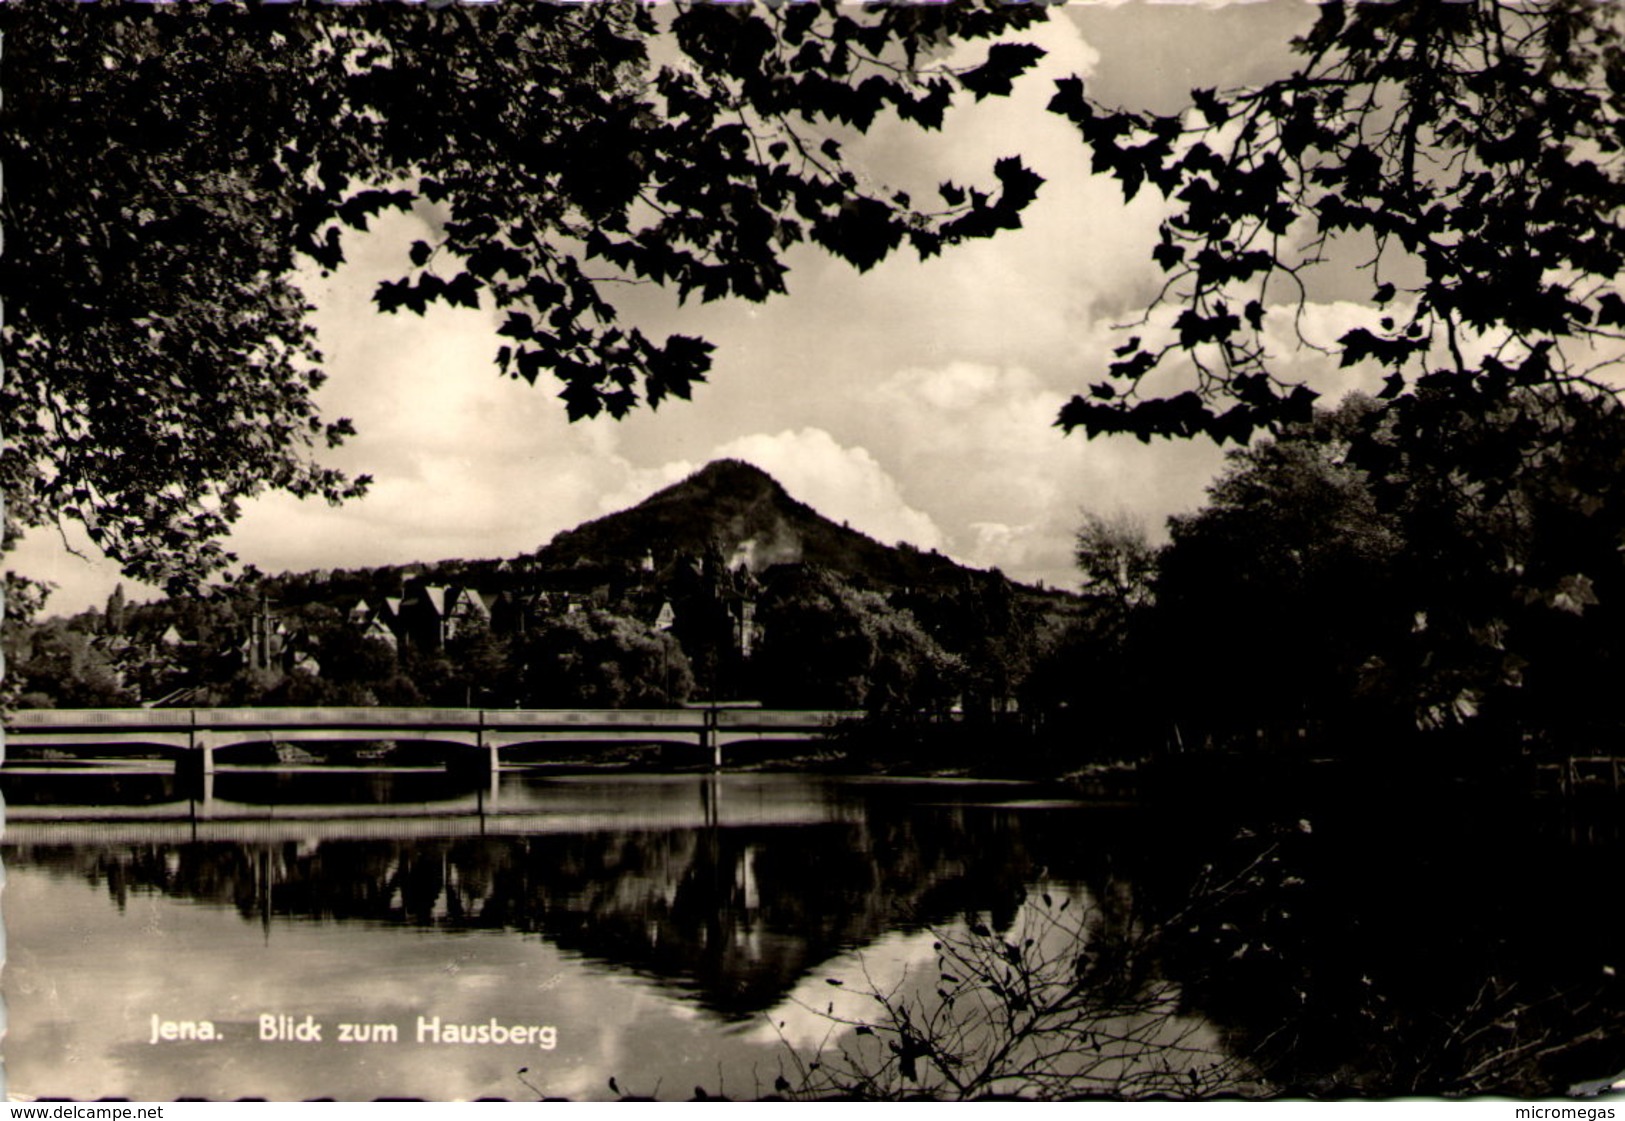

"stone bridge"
[5,706,860,782]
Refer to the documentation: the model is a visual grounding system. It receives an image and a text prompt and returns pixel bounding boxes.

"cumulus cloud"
[601,428,949,554]
[13,8,1317,614]
[858,359,1224,587]
[716,429,949,551]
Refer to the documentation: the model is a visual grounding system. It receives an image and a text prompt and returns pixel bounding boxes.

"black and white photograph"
[7,0,1625,1103]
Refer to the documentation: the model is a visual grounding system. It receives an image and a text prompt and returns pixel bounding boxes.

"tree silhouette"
[1052,1,1625,444]
[3,2,1049,591]
[1074,513,1157,613]
[1050,1,1625,740]
[1152,398,1406,748]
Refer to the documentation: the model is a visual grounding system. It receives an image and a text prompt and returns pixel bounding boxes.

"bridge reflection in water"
[2,768,1081,1031]
[12,755,1625,1098]
[1,764,811,838]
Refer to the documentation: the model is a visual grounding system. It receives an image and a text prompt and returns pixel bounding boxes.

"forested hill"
[536,459,975,591]
[10,460,1084,712]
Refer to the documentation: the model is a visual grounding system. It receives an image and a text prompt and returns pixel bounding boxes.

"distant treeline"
[1041,393,1625,764]
[4,546,1081,720]
[19,392,1625,771]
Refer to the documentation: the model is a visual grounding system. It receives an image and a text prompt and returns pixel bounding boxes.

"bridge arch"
[5,731,196,757]
[482,729,706,753]
[6,706,859,773]
[195,727,485,753]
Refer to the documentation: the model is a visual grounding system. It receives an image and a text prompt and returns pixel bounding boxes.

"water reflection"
[14,822,1038,1021]
[3,769,1120,1099]
[10,765,1625,1098]
[1114,779,1625,1097]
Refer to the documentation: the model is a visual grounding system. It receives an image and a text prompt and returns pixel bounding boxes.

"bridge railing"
[7,706,862,735]
[7,708,195,729]
[194,707,473,727]
[715,709,862,729]
[485,709,707,728]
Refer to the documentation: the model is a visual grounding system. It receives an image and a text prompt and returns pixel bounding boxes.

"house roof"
[448,586,492,617]
[411,585,447,615]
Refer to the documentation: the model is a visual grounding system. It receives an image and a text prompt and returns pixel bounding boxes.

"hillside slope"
[536,459,971,589]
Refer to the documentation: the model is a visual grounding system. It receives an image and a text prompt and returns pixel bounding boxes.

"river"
[5,762,1625,1099]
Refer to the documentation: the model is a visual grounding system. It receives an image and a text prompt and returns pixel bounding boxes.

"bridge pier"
[703,709,721,770]
[174,744,215,779]
[182,769,216,816]
[174,745,216,803]
[445,740,501,795]
[7,707,857,776]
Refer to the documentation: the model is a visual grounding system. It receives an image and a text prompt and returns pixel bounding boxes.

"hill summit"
[535,459,970,589]
[13,458,1085,713]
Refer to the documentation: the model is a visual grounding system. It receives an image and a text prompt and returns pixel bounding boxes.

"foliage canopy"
[3,1,1047,591]
[1053,0,1625,445]
[1044,1,1625,744]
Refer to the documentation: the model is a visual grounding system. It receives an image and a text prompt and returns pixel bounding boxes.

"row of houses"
[344,584,496,651]
[60,601,322,706]
[344,583,606,650]
[88,550,771,699]
[343,573,764,660]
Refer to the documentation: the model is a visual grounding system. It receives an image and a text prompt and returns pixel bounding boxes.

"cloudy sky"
[16,2,1340,616]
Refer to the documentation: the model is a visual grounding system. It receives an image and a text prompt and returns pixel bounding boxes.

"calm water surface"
[9,763,1625,1099]
[3,768,1135,1100]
